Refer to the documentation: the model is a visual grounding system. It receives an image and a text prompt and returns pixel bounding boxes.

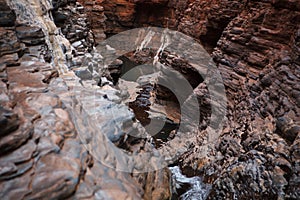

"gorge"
[0,0,299,199]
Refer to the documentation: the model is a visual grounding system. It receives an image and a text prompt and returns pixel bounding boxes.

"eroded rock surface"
[179,1,300,199]
[0,0,299,199]
[0,0,168,199]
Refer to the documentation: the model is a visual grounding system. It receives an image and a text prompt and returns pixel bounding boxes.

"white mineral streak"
[153,29,171,65]
[135,29,155,52]
[7,0,71,74]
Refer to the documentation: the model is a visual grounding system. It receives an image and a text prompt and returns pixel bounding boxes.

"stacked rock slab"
[77,0,107,44]
[176,0,300,199]
[98,0,299,198]
[0,0,299,199]
[0,0,171,199]
[208,1,300,198]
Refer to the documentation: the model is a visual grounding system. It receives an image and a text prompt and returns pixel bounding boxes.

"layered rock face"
[207,1,300,198]
[101,0,176,35]
[170,0,299,199]
[77,0,106,43]
[0,0,299,200]
[100,0,248,52]
[99,0,300,199]
[0,0,169,199]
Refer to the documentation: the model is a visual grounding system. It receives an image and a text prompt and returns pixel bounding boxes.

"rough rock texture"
[208,1,300,198]
[99,0,300,198]
[77,0,106,43]
[100,0,248,52]
[178,0,300,199]
[0,0,15,27]
[0,0,299,199]
[101,0,176,35]
[175,0,248,52]
[0,0,169,199]
[52,0,95,67]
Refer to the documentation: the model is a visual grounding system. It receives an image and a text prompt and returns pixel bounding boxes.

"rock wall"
[0,0,299,199]
[100,0,248,52]
[0,0,79,198]
[98,0,300,198]
[208,0,300,198]
[176,0,248,52]
[0,0,170,199]
[77,0,106,43]
[51,0,97,67]
[101,0,176,35]
[177,0,300,199]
